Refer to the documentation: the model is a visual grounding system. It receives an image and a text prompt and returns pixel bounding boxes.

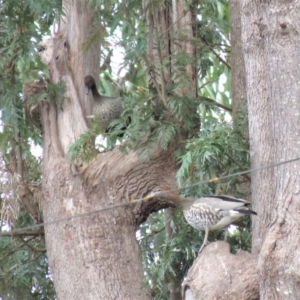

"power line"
[1,156,300,237]
[176,156,300,192]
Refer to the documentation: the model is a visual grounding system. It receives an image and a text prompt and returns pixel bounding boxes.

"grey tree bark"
[230,0,248,137]
[40,1,179,299]
[241,0,300,299]
[183,242,259,300]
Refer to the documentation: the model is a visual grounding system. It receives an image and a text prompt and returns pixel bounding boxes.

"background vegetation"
[0,0,252,299]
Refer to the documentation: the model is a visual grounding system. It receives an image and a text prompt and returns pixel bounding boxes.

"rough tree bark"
[230,0,248,136]
[40,1,180,299]
[183,242,259,300]
[229,0,251,195]
[241,0,300,299]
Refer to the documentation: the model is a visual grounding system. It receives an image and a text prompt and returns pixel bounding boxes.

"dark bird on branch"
[84,75,128,134]
[144,186,257,253]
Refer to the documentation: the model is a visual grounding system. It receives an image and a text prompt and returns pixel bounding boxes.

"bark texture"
[40,1,179,299]
[171,0,197,96]
[229,0,248,136]
[182,242,259,300]
[241,0,300,298]
[229,0,251,195]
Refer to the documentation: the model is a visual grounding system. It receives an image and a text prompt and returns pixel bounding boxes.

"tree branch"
[202,38,231,69]
[224,153,251,181]
[210,46,231,69]
[0,230,44,237]
[20,236,46,253]
[182,242,259,299]
[199,96,232,112]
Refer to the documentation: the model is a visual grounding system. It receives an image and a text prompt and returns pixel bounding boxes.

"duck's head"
[84,75,96,95]
[144,185,173,200]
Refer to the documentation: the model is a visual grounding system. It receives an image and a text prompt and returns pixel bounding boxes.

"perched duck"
[84,75,125,132]
[144,186,257,253]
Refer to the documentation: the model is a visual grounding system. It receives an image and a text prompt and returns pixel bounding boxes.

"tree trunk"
[229,0,248,137]
[40,1,179,299]
[229,0,251,196]
[241,0,300,298]
[42,137,177,299]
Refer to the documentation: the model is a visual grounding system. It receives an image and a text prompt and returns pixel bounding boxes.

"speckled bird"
[145,186,257,253]
[84,75,124,131]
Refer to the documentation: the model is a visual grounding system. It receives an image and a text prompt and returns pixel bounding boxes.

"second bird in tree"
[144,186,257,253]
[84,75,124,132]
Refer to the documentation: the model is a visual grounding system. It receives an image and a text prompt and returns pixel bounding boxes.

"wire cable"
[1,156,300,237]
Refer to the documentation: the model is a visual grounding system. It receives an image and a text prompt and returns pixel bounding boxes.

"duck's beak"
[144,192,155,200]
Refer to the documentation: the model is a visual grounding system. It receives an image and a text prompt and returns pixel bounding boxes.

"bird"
[144,185,257,253]
[84,75,127,133]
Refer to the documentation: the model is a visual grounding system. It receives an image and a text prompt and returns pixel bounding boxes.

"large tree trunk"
[40,1,179,299]
[241,0,300,298]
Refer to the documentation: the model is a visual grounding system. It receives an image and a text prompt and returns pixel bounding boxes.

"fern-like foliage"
[0,224,55,299]
[0,1,61,298]
[177,117,250,197]
[138,209,199,300]
[68,124,102,162]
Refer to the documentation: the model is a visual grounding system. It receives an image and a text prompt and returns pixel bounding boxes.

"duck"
[144,185,257,253]
[84,75,126,133]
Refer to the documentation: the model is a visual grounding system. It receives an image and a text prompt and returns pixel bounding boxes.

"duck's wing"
[195,195,252,211]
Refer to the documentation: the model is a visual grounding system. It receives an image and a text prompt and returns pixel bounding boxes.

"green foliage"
[139,209,201,299]
[46,81,66,110]
[0,1,61,298]
[0,0,252,299]
[80,0,230,160]
[0,0,63,150]
[139,208,253,299]
[168,96,200,129]
[0,234,55,300]
[0,211,54,299]
[177,117,250,196]
[135,1,251,299]
[118,92,182,161]
[68,124,102,162]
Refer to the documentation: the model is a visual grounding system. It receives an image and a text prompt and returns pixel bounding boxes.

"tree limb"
[199,96,232,112]
[182,242,259,300]
[209,47,231,69]
[224,153,251,181]
[20,236,46,253]
[0,230,44,237]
